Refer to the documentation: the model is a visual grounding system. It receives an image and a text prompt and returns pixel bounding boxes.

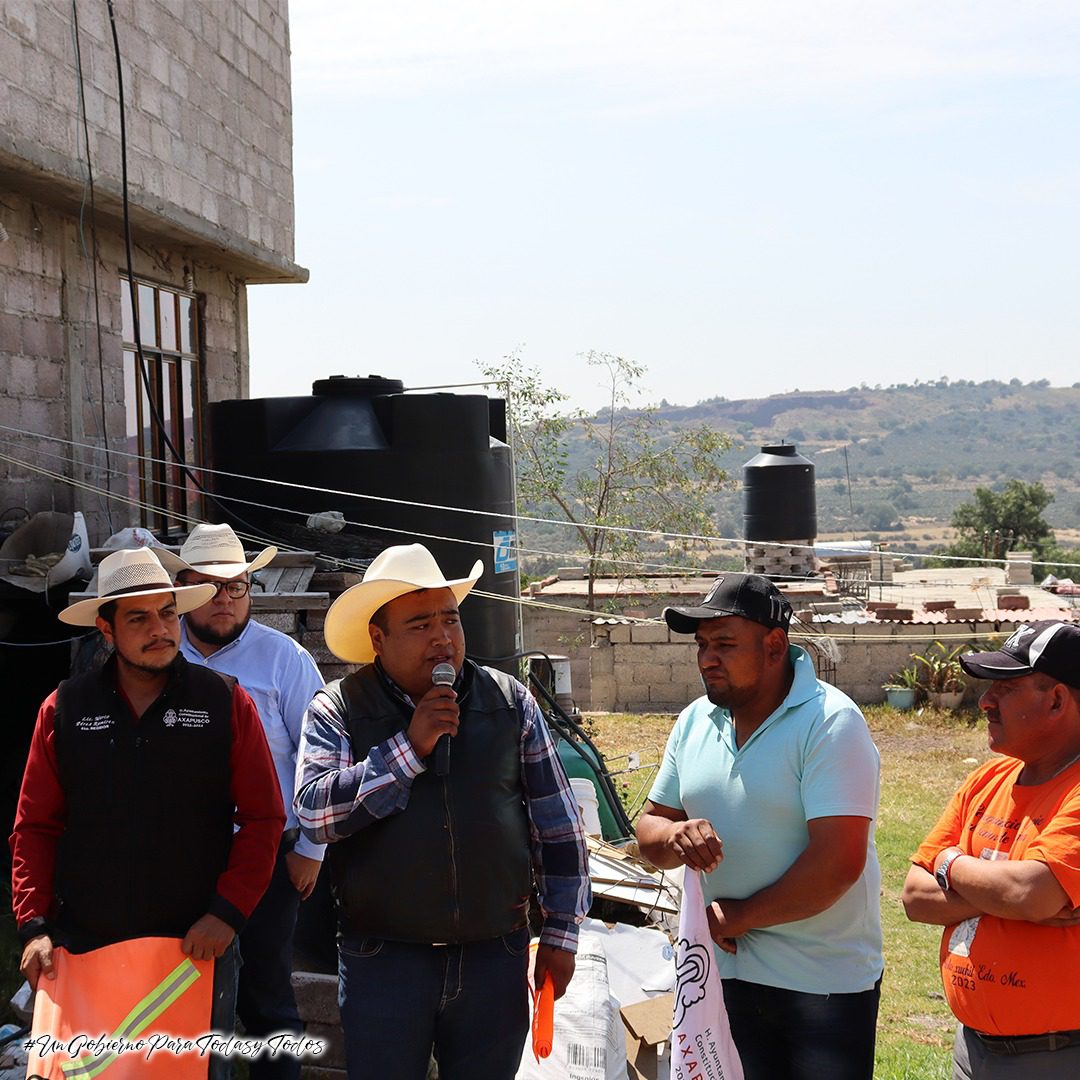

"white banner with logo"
[670,870,744,1080]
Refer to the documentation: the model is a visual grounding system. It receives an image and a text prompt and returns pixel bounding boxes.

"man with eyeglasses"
[161,524,325,1080]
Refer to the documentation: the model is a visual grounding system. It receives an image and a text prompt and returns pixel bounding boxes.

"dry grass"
[588,702,993,1080]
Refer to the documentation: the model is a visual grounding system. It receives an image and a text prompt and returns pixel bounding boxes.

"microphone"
[431,663,456,777]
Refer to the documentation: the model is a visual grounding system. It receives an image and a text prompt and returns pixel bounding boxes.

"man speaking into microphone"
[294,544,590,1080]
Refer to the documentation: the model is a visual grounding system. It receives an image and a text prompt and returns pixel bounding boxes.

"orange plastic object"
[531,971,554,1060]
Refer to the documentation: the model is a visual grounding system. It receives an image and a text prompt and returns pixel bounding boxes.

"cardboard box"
[621,993,673,1080]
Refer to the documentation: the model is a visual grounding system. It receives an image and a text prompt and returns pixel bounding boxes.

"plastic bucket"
[569,778,602,837]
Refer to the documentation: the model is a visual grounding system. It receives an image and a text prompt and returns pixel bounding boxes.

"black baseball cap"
[664,573,793,635]
[960,621,1080,690]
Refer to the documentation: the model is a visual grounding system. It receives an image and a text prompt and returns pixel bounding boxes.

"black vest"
[52,655,235,949]
[323,661,532,943]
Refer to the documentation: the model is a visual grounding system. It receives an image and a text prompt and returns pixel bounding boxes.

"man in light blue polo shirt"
[637,572,882,1080]
[161,524,325,1080]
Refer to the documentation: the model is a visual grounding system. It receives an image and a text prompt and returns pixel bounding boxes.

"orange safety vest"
[26,937,214,1079]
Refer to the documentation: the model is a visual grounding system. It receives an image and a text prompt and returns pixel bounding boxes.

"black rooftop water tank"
[743,443,816,541]
[208,376,520,667]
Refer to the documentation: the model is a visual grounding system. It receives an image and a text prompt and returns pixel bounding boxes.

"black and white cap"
[960,621,1080,690]
[664,573,792,635]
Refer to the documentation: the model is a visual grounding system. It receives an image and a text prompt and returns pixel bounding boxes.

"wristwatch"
[935,849,964,892]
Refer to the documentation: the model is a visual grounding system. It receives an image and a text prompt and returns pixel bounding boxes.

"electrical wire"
[5,419,1078,575]
[104,0,289,552]
[70,0,114,532]
[2,428,1078,595]
[8,428,1077,591]
[2,448,1068,644]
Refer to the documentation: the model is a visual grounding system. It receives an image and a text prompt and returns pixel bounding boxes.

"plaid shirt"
[295,662,591,951]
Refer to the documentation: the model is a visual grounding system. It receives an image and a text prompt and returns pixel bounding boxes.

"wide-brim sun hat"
[60,548,218,626]
[156,522,277,579]
[324,543,483,664]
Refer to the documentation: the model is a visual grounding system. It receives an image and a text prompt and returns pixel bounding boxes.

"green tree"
[946,479,1055,560]
[480,351,732,609]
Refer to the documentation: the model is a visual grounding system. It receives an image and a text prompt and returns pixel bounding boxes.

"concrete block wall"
[590,622,701,712]
[1,0,298,265]
[521,605,596,708]
[804,623,988,704]
[589,620,994,713]
[0,194,249,542]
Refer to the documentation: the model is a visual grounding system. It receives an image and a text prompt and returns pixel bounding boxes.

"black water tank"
[207,376,520,667]
[743,443,816,541]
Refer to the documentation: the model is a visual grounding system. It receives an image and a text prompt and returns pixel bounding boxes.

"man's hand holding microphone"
[407,662,459,775]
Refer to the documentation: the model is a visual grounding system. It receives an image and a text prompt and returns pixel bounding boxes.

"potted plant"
[913,641,967,710]
[882,665,920,710]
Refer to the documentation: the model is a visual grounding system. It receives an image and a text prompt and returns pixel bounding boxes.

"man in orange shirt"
[903,621,1080,1079]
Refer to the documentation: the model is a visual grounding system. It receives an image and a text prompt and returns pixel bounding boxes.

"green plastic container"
[555,733,627,842]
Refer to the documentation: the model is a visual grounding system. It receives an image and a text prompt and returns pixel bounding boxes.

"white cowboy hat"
[156,523,278,579]
[59,548,218,627]
[324,543,483,664]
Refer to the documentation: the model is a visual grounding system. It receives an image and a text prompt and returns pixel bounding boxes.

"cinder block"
[300,1022,345,1073]
[629,622,670,644]
[589,675,616,711]
[292,972,338,1025]
[629,664,672,686]
[607,625,631,644]
[590,644,614,676]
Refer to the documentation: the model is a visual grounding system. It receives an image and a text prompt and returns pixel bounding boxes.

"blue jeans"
[337,929,530,1080]
[237,842,304,1080]
[722,974,882,1080]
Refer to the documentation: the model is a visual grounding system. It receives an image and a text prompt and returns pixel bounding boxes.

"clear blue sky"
[247,1,1080,413]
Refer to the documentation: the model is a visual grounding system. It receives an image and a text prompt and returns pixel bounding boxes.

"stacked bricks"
[745,540,815,578]
[1005,552,1035,586]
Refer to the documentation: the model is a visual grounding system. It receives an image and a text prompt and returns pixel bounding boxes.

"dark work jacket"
[323,660,532,943]
[52,654,235,950]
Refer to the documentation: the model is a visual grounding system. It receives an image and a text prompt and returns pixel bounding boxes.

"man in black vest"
[295,544,591,1080]
[11,548,284,1076]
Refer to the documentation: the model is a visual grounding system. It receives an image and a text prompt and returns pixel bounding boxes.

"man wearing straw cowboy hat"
[159,523,325,1080]
[295,543,590,1080]
[10,547,284,1073]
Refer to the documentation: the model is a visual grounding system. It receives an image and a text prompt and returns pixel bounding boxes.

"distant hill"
[519,379,1080,569]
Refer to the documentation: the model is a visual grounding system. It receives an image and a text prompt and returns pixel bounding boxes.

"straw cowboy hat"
[156,523,278,579]
[60,548,218,627]
[324,543,483,664]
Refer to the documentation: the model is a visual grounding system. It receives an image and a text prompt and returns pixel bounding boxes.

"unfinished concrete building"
[0,0,306,542]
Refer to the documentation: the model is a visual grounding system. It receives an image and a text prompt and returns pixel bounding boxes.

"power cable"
[9,430,1078,587]
[4,446,1068,642]
[3,424,1078,585]
[70,0,114,532]
[104,0,293,552]
[5,417,1075,574]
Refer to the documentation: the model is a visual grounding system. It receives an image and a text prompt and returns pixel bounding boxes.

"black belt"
[972,1028,1080,1055]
